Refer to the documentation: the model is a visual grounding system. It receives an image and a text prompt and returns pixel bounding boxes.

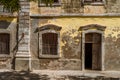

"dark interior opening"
[85,43,92,70]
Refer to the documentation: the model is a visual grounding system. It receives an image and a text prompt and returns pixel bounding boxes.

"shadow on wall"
[0,71,50,80]
[0,20,11,29]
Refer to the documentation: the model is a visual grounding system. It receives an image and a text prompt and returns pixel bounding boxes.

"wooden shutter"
[92,33,101,70]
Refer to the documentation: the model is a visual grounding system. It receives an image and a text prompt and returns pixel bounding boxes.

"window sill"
[39,55,60,59]
[0,54,10,58]
[84,2,104,6]
[39,3,61,7]
[0,55,10,61]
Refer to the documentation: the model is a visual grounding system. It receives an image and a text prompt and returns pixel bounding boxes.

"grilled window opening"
[0,33,10,54]
[42,33,58,55]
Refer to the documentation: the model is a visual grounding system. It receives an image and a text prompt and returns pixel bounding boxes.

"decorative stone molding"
[79,24,106,31]
[38,24,62,58]
[79,24,106,71]
[38,24,62,31]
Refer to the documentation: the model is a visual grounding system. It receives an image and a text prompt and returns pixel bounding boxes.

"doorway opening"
[85,43,92,70]
[84,33,102,70]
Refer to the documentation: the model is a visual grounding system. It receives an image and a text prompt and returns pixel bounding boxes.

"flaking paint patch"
[0,17,17,23]
[38,17,120,61]
[45,17,120,38]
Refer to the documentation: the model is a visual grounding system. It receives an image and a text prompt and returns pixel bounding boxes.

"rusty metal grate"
[42,33,58,55]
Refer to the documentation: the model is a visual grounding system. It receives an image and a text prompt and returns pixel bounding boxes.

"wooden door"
[0,34,9,54]
[92,33,101,70]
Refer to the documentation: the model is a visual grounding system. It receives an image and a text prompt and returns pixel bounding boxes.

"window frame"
[79,24,106,71]
[38,0,61,7]
[39,30,60,58]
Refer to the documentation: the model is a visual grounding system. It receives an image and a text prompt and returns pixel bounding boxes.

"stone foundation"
[31,59,81,70]
[15,57,30,71]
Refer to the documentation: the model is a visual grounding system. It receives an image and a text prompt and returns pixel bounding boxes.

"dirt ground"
[0,70,120,80]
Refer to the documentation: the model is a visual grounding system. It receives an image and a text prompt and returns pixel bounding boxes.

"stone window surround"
[79,24,106,71]
[38,0,106,7]
[38,24,61,58]
[0,29,10,58]
[38,0,61,7]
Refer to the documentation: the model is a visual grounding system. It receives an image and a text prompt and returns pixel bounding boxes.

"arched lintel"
[84,29,104,34]
[38,24,62,31]
[79,24,106,31]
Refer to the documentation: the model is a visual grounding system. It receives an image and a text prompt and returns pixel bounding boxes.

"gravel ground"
[0,70,120,80]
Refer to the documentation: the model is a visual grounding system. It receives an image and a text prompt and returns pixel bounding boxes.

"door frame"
[81,30,105,71]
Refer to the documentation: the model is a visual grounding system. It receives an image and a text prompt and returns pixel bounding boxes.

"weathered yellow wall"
[38,17,120,58]
[39,17,120,38]
[0,17,17,23]
[84,5,106,14]
[31,16,120,70]
[30,2,106,14]
[30,1,61,15]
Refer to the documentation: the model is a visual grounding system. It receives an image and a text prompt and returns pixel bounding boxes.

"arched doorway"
[79,24,106,71]
[85,33,102,70]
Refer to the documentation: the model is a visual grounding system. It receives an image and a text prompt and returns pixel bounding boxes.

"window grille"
[42,33,58,55]
[0,34,10,54]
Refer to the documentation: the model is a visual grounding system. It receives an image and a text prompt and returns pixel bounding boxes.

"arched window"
[42,33,58,55]
[38,24,62,58]
[0,33,10,54]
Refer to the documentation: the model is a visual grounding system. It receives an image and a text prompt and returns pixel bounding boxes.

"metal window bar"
[42,33,58,55]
